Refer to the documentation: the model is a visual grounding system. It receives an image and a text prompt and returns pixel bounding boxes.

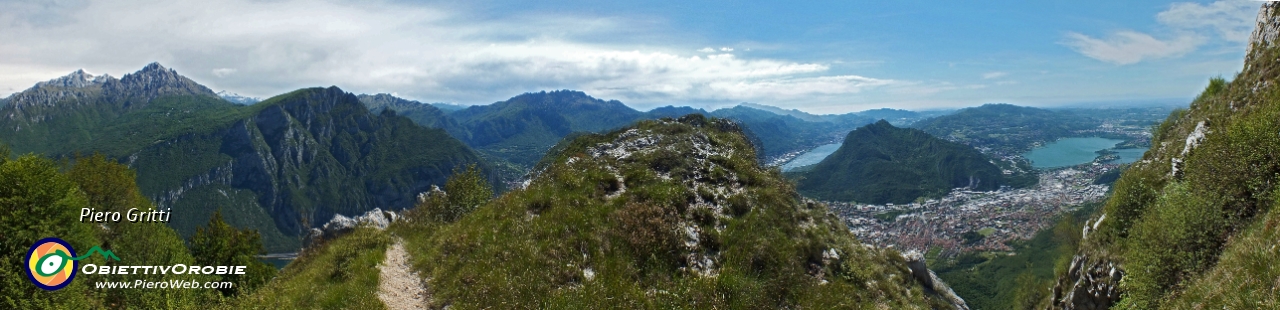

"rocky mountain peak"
[1247,3,1280,61]
[104,62,218,104]
[2,69,119,116]
[32,69,116,89]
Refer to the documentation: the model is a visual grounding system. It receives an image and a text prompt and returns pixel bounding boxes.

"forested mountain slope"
[794,120,1034,205]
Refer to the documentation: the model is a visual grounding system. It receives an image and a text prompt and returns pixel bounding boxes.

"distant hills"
[794,120,1035,204]
[360,92,940,172]
[0,64,489,252]
[911,103,1100,154]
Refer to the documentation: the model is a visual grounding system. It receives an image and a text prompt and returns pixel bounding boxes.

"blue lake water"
[781,143,842,171]
[1023,137,1148,169]
[1111,148,1148,164]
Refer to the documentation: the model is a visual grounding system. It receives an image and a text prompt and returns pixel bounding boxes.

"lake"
[1023,137,1148,169]
[1111,148,1148,164]
[781,142,842,171]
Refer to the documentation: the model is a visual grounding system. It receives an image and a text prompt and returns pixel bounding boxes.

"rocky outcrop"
[1248,3,1280,61]
[1048,254,1122,310]
[319,208,397,237]
[901,250,969,310]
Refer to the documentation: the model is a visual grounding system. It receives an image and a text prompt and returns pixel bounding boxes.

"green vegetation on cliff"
[1048,7,1280,308]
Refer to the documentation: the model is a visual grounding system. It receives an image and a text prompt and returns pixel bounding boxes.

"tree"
[67,154,216,307]
[415,164,493,223]
[189,211,276,297]
[0,155,98,308]
[66,153,144,215]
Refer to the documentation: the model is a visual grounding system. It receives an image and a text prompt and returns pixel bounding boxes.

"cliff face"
[132,87,488,250]
[1049,3,1280,309]
[1247,3,1280,62]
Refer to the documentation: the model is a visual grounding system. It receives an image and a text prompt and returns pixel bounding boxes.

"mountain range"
[911,103,1101,154]
[357,91,954,175]
[0,63,489,252]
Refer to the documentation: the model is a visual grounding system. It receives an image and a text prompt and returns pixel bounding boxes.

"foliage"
[412,164,494,223]
[0,152,242,309]
[67,154,219,308]
[1164,195,1280,308]
[190,211,277,297]
[1115,182,1225,309]
[228,227,389,309]
[0,155,99,309]
[794,120,1036,204]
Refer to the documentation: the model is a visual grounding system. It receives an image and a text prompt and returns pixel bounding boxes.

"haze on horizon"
[0,0,1260,114]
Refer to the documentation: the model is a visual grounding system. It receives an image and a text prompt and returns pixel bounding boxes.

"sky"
[0,0,1264,113]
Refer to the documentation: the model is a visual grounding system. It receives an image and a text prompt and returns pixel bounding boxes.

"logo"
[24,237,120,291]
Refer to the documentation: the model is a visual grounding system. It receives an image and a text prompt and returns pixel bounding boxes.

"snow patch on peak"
[217,90,261,104]
[33,69,113,89]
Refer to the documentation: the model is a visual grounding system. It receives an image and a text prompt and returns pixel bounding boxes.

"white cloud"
[1063,1,1256,65]
[982,71,1008,79]
[0,0,900,108]
[1062,31,1202,65]
[1157,1,1258,43]
[211,68,236,77]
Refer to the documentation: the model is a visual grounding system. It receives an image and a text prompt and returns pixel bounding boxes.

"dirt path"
[378,239,429,310]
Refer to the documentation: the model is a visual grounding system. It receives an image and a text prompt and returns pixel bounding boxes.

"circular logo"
[25,237,78,291]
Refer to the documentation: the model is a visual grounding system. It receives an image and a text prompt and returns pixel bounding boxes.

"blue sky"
[0,0,1261,113]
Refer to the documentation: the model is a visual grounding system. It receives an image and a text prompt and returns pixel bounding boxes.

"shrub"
[413,164,493,223]
[1119,181,1226,309]
[189,211,277,297]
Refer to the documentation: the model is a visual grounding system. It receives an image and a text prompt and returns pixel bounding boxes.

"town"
[825,163,1115,259]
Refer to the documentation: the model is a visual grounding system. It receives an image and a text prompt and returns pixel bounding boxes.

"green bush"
[1166,194,1280,308]
[189,211,277,297]
[411,164,493,223]
[1118,182,1226,309]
